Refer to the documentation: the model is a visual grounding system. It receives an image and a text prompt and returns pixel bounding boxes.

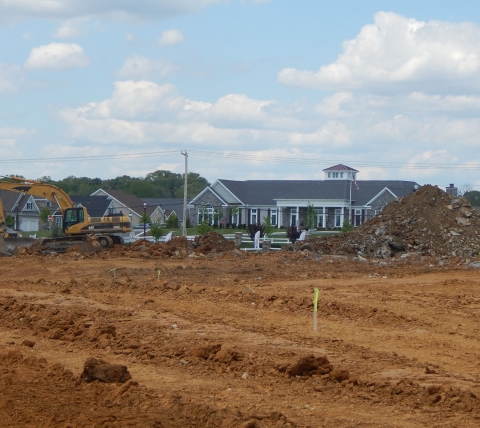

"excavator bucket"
[0,235,37,255]
[0,235,9,256]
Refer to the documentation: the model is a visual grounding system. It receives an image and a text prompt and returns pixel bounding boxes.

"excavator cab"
[63,207,85,231]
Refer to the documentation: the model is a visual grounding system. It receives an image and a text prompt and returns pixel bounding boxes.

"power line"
[0,148,479,171]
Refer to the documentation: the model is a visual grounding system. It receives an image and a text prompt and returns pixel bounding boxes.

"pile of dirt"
[108,232,235,259]
[287,185,480,258]
[191,231,236,254]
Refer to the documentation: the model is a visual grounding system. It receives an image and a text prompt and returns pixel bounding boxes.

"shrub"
[247,224,265,241]
[150,221,164,242]
[286,225,301,243]
[197,220,213,235]
[341,219,354,233]
[166,213,179,228]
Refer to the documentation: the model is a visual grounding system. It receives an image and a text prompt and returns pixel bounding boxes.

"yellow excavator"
[0,176,132,251]
[0,196,14,254]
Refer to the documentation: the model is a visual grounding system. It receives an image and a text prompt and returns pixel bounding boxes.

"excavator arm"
[0,177,74,212]
[0,196,6,234]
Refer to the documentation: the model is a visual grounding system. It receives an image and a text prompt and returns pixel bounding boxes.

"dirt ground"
[1,245,480,428]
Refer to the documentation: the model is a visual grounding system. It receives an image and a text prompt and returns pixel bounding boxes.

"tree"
[213,208,221,227]
[150,221,164,243]
[262,216,274,237]
[197,220,213,235]
[39,207,50,228]
[166,213,179,228]
[140,213,151,224]
[5,214,15,228]
[458,184,474,196]
[464,190,480,206]
[304,202,316,231]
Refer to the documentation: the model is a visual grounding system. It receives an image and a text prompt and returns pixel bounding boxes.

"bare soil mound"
[105,232,235,259]
[286,185,480,258]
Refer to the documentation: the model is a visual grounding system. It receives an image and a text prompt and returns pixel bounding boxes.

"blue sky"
[1,0,480,192]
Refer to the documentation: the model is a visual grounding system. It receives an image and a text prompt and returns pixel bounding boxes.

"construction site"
[1,184,480,427]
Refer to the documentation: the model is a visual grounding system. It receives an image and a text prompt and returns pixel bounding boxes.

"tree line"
[38,170,210,199]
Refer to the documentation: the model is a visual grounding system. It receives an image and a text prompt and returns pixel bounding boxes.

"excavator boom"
[0,176,75,212]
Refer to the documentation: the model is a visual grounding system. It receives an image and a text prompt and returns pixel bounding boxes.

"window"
[334,209,343,228]
[315,208,325,228]
[55,217,62,228]
[354,209,362,227]
[199,203,214,224]
[340,172,343,178]
[250,209,257,225]
[328,172,331,178]
[270,210,277,226]
[26,202,33,210]
[290,209,297,226]
[46,201,51,207]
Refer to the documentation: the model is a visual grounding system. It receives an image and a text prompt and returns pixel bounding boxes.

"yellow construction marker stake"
[109,268,117,279]
[313,288,319,332]
[157,270,161,279]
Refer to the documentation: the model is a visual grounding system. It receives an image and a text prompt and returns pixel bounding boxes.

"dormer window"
[26,202,33,210]
[46,201,51,207]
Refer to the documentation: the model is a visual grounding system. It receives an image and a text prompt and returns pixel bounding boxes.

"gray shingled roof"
[0,189,22,211]
[96,189,155,216]
[216,179,418,207]
[142,198,190,220]
[71,196,112,217]
[322,164,359,172]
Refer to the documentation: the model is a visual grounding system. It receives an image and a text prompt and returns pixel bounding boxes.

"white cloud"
[54,79,480,185]
[118,55,177,79]
[315,92,354,118]
[24,43,90,71]
[157,30,185,47]
[52,18,84,38]
[183,93,274,127]
[0,0,227,24]
[0,127,35,149]
[278,12,480,93]
[0,63,29,94]
[60,80,185,127]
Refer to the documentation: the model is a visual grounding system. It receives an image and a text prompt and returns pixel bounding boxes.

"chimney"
[445,184,457,197]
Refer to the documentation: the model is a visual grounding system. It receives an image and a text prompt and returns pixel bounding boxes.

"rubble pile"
[290,185,480,258]
[191,231,236,253]
[115,232,235,258]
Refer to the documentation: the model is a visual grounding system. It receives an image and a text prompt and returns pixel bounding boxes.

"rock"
[21,340,35,348]
[189,344,222,360]
[357,255,367,262]
[330,368,349,382]
[241,372,249,379]
[456,217,470,226]
[299,243,316,252]
[80,358,132,383]
[286,354,332,377]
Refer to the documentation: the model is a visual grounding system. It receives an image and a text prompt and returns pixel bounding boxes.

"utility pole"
[181,151,188,237]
